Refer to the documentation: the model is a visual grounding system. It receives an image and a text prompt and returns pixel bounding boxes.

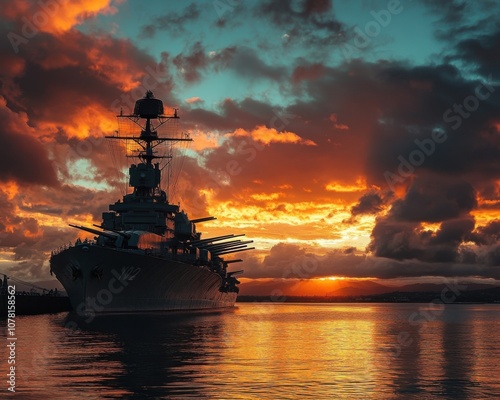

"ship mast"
[105,91,191,198]
[101,91,192,235]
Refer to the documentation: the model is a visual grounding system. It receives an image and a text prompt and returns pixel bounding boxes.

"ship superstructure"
[50,91,252,313]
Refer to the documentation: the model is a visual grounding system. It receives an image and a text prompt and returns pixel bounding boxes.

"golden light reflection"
[215,304,378,396]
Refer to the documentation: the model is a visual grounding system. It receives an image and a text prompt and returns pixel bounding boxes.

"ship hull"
[50,244,237,315]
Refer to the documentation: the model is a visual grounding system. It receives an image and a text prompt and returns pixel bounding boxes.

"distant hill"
[328,282,498,297]
[392,283,496,293]
[326,281,390,297]
[239,278,500,298]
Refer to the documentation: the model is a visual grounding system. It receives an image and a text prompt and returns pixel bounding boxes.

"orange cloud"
[186,96,203,104]
[186,129,220,151]
[232,125,317,146]
[2,0,121,34]
[326,178,367,193]
[36,103,117,140]
[86,41,146,92]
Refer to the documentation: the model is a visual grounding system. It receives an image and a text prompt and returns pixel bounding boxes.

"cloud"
[172,44,288,84]
[388,177,477,223]
[256,0,347,47]
[186,96,203,104]
[291,62,326,84]
[232,126,317,146]
[241,243,500,280]
[139,3,201,38]
[420,0,500,43]
[350,190,389,216]
[1,0,120,35]
[0,25,175,136]
[451,32,500,80]
[0,97,57,186]
[172,41,210,83]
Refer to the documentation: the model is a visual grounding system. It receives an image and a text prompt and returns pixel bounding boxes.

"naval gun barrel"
[187,234,244,246]
[198,239,243,249]
[227,270,244,275]
[69,224,117,240]
[211,245,253,255]
[214,247,255,256]
[204,240,254,251]
[190,216,217,224]
[224,259,243,264]
[93,224,131,239]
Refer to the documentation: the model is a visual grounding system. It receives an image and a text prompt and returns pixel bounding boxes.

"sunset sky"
[0,0,499,295]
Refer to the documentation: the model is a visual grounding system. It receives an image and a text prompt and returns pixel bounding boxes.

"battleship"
[50,91,252,314]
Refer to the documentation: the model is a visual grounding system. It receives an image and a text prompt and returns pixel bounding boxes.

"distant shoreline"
[237,286,500,304]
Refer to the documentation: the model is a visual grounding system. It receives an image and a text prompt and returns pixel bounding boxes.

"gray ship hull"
[50,244,237,315]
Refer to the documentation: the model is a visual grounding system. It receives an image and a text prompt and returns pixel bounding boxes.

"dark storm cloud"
[431,217,475,246]
[220,46,287,81]
[451,32,500,81]
[139,3,201,38]
[389,178,477,223]
[350,190,387,216]
[257,0,347,46]
[420,0,500,44]
[367,175,494,265]
[420,0,469,25]
[359,66,499,184]
[0,100,57,185]
[172,41,209,83]
[470,220,500,246]
[172,43,285,84]
[368,216,477,264]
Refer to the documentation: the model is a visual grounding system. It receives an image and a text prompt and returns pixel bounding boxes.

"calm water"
[1,303,500,399]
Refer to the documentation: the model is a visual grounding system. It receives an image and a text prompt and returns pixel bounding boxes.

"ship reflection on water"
[1,303,500,399]
[60,310,233,399]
